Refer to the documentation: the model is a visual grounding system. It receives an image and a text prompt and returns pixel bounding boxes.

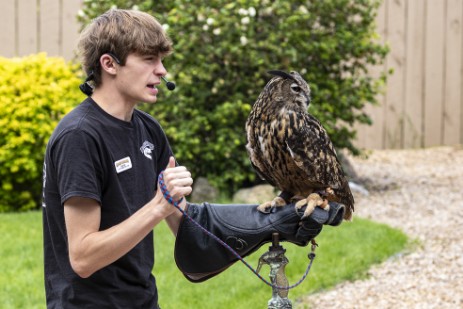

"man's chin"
[143,96,158,104]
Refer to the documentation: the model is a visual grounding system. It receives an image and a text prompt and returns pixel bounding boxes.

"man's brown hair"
[78,9,173,86]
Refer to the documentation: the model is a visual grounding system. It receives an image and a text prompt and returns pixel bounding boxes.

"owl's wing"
[249,159,278,187]
[245,125,278,188]
[286,113,354,219]
[286,114,346,191]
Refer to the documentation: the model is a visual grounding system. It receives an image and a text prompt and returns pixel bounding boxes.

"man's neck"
[91,86,137,122]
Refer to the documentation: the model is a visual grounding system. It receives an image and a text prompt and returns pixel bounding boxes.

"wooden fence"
[356,0,463,149]
[1,0,462,149]
[0,0,83,60]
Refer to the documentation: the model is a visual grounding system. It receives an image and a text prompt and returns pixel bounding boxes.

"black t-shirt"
[42,98,172,308]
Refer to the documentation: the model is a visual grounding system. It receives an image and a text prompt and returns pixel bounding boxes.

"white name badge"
[115,157,132,174]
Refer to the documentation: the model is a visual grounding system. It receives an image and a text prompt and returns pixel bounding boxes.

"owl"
[245,70,354,220]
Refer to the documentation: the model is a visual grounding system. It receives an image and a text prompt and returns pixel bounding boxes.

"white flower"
[203,24,209,31]
[213,28,221,35]
[299,6,308,14]
[238,8,248,15]
[132,5,139,11]
[206,18,214,25]
[77,9,85,17]
[197,14,205,22]
[241,16,250,25]
[162,24,169,31]
[262,7,273,16]
[240,36,248,45]
[248,7,256,17]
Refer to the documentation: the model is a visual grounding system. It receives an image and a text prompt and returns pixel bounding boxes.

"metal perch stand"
[257,233,293,309]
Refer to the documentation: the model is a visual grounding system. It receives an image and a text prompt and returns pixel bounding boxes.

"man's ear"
[100,54,118,76]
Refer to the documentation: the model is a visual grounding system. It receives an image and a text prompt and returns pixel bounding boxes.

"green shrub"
[80,0,388,195]
[0,54,83,212]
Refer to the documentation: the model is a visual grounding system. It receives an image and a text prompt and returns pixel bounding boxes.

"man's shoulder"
[133,109,164,132]
[48,99,97,144]
[58,99,90,123]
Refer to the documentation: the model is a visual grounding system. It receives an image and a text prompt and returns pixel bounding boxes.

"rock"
[337,149,359,181]
[190,177,219,203]
[232,184,277,204]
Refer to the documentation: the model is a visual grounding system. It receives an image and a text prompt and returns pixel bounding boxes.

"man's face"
[115,53,168,105]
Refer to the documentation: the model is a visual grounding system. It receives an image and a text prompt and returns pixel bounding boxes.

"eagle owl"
[245,70,354,220]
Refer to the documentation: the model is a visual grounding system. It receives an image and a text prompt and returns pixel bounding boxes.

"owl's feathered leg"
[295,188,332,219]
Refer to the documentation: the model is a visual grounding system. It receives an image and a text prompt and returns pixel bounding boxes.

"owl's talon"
[257,202,273,214]
[257,196,286,214]
[299,193,325,219]
[295,199,307,210]
[272,196,287,207]
[301,209,314,220]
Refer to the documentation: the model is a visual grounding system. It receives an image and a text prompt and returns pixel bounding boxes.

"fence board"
[0,0,16,57]
[444,0,463,145]
[356,0,388,149]
[404,0,425,148]
[40,0,62,56]
[461,3,463,145]
[424,0,445,147]
[62,0,83,60]
[384,0,407,148]
[17,0,38,56]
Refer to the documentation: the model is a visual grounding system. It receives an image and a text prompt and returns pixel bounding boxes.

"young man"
[42,9,191,308]
[42,8,345,309]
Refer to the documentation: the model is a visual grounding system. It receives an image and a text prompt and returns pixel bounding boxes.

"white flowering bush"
[79,0,388,194]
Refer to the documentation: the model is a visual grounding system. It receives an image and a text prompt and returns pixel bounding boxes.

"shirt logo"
[140,141,154,160]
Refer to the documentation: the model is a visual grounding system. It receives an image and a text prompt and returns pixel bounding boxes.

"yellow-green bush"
[0,53,83,212]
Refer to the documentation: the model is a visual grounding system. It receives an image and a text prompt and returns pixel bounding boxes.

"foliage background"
[78,0,388,194]
[0,54,83,212]
[0,1,388,211]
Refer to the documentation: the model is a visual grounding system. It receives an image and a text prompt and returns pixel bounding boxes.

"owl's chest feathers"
[253,110,307,188]
[256,109,299,155]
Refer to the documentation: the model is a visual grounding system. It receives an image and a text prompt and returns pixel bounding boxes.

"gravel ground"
[301,146,463,309]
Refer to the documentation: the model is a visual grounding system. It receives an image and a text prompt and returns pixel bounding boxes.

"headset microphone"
[161,76,176,91]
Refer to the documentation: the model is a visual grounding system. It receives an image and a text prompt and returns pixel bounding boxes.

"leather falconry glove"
[174,202,345,282]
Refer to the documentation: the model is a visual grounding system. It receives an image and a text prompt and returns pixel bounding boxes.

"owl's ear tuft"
[267,70,297,81]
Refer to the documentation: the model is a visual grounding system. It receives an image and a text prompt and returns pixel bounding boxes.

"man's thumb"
[166,156,176,169]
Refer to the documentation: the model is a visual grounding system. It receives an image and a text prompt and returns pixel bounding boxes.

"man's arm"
[165,207,184,236]
[65,157,192,278]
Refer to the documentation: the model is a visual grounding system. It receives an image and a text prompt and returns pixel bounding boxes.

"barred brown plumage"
[245,70,354,220]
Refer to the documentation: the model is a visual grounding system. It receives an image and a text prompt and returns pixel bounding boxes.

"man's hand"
[162,156,193,201]
[154,156,193,218]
